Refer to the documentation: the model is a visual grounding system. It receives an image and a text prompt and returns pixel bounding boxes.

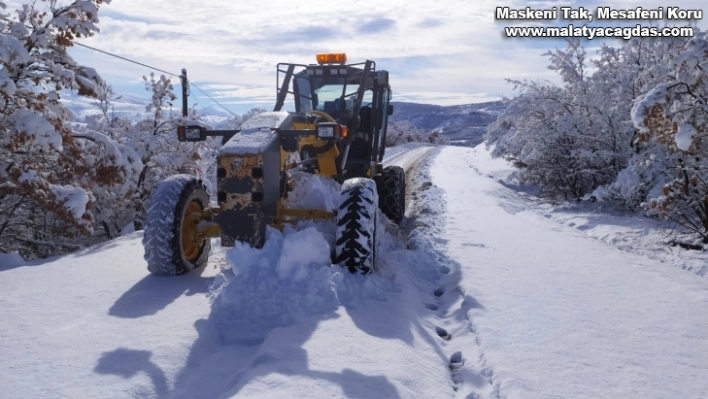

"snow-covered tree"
[116,73,205,228]
[630,32,708,240]
[487,38,689,201]
[0,0,141,257]
[591,36,688,206]
[385,120,447,146]
[78,84,141,238]
[220,106,267,130]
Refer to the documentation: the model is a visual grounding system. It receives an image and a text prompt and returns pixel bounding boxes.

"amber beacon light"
[316,53,347,64]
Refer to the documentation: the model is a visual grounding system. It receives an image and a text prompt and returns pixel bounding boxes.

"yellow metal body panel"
[286,121,340,177]
[215,117,342,245]
[297,134,339,177]
[279,208,335,219]
[181,200,204,260]
[274,199,335,230]
[291,122,316,130]
[197,222,222,238]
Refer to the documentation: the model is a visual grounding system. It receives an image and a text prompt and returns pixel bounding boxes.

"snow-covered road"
[431,146,708,399]
[384,145,434,171]
[1,144,707,399]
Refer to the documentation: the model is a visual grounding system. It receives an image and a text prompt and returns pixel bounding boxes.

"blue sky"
[18,0,708,113]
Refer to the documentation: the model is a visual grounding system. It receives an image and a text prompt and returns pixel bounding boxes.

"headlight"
[317,123,343,140]
[318,126,334,138]
[177,125,205,142]
[185,127,202,140]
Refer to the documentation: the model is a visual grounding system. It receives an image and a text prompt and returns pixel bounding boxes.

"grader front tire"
[334,178,379,274]
[143,175,211,276]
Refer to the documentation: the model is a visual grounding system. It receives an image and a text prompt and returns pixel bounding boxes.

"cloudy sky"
[15,0,708,113]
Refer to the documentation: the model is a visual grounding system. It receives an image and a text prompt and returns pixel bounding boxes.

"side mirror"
[177,125,207,142]
[376,71,389,86]
[387,104,394,116]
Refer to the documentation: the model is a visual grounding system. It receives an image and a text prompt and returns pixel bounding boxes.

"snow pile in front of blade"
[210,172,340,346]
[211,225,338,345]
[283,171,340,210]
[210,216,408,347]
[209,170,413,345]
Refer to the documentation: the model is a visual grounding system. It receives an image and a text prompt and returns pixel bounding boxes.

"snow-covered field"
[1,144,707,399]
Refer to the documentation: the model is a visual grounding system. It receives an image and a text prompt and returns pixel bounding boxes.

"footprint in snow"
[434,286,446,297]
[449,351,464,371]
[436,326,451,341]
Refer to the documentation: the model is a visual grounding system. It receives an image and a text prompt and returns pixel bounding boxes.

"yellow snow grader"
[142,53,405,276]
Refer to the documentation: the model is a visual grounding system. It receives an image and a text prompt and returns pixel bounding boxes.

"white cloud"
[10,0,702,112]
[394,91,503,105]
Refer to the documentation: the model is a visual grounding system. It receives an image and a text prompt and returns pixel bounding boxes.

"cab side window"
[376,88,390,154]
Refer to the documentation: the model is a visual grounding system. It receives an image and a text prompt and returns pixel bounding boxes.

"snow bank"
[433,146,708,399]
[210,216,414,343]
[210,169,341,345]
[0,251,25,268]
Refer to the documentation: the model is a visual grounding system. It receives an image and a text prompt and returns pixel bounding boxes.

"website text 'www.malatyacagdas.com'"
[504,25,695,40]
[504,24,694,40]
[498,6,700,40]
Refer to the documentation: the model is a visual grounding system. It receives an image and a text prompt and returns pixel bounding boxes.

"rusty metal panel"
[216,133,280,248]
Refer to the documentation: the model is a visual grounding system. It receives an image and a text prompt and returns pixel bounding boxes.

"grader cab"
[142,53,405,276]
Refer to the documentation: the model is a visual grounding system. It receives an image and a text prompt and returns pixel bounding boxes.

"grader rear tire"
[143,175,211,276]
[375,166,406,224]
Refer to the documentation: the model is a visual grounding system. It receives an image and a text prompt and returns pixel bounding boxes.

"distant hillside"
[63,91,504,146]
[390,101,504,146]
[62,92,150,121]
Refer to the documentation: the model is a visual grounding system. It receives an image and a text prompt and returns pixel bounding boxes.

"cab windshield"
[295,76,362,122]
